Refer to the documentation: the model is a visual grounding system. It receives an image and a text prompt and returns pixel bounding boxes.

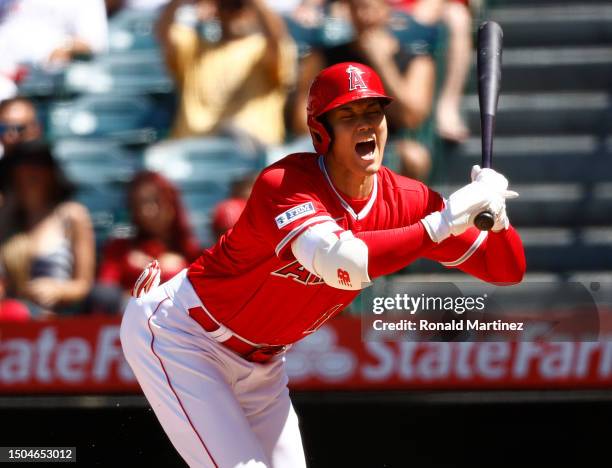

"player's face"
[326,98,387,177]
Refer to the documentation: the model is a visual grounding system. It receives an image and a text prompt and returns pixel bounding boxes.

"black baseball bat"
[474,21,503,231]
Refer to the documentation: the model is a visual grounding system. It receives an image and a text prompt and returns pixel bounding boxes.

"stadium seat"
[144,137,261,245]
[17,65,66,98]
[177,181,233,247]
[143,137,261,187]
[283,15,354,56]
[48,94,157,143]
[64,51,173,95]
[53,139,140,186]
[74,184,129,249]
[108,9,159,52]
[283,16,318,57]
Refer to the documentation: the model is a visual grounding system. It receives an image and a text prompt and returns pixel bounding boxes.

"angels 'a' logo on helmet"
[346,65,367,91]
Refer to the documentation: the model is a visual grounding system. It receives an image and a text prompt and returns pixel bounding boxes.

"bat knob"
[474,211,495,231]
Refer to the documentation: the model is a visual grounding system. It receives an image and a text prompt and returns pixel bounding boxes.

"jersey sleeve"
[245,164,336,260]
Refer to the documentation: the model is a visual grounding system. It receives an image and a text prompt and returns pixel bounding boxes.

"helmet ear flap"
[307,116,331,154]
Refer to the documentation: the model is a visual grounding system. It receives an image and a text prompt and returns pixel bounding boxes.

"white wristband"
[421,211,451,244]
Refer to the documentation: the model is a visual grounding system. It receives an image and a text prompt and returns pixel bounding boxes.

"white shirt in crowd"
[0,0,108,80]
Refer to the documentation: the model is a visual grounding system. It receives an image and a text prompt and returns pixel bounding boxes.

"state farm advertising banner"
[1,316,612,394]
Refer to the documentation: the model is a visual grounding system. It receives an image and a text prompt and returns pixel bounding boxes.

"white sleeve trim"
[440,231,488,267]
[274,215,335,257]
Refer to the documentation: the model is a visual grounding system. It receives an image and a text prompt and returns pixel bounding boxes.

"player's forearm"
[356,222,435,279]
[459,226,526,285]
[291,220,435,290]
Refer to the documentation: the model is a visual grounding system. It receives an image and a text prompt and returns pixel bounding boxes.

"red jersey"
[188,153,489,345]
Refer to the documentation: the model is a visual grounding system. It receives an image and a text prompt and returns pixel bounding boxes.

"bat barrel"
[477,21,503,118]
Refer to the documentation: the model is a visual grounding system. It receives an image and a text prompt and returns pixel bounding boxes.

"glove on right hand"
[421,180,517,243]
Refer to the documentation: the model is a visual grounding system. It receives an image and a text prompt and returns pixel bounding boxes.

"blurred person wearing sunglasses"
[0,97,42,154]
[0,97,44,246]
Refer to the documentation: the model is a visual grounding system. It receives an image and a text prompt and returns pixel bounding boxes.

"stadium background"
[1,0,612,466]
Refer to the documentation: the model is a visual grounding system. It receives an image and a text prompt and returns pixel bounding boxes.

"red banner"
[1,316,612,393]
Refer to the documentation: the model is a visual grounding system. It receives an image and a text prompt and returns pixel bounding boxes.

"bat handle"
[474,112,496,231]
[474,211,495,231]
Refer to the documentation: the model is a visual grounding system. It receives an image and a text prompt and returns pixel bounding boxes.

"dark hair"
[218,0,246,11]
[128,171,201,262]
[2,139,75,203]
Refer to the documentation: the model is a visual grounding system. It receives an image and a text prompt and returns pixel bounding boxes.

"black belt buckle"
[247,344,287,363]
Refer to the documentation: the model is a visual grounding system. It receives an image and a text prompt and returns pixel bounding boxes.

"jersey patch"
[275,202,315,229]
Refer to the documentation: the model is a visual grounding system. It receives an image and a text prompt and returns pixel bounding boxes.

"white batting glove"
[421,182,502,242]
[470,165,518,198]
[131,259,161,298]
[471,165,518,232]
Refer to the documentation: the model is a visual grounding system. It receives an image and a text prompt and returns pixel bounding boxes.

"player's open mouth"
[355,139,376,160]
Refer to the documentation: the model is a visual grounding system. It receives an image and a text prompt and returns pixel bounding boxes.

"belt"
[187,306,287,363]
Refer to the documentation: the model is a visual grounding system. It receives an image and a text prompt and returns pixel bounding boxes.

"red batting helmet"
[307,62,393,155]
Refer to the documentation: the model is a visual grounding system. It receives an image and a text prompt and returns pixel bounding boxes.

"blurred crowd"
[0,0,480,320]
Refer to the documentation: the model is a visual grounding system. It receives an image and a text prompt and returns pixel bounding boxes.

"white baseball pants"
[120,270,307,468]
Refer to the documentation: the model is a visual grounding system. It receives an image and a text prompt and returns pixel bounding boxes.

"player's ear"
[310,129,323,145]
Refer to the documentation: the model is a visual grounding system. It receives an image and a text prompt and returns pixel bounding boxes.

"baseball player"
[120,62,525,467]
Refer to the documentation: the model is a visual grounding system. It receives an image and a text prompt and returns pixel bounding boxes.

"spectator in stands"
[387,0,472,142]
[292,0,438,181]
[93,171,200,313]
[0,140,95,315]
[435,0,472,142]
[0,97,42,155]
[0,266,30,321]
[210,173,256,240]
[157,0,297,146]
[0,97,44,255]
[0,0,108,99]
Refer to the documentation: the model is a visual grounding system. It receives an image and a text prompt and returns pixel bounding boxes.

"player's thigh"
[239,359,306,468]
[254,396,306,468]
[121,296,271,468]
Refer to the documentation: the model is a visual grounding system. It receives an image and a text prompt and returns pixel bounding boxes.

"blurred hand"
[292,4,323,27]
[26,278,65,309]
[47,47,72,65]
[358,29,398,64]
[127,250,155,271]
